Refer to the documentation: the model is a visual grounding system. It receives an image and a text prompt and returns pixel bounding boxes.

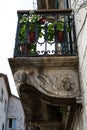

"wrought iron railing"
[14,9,77,57]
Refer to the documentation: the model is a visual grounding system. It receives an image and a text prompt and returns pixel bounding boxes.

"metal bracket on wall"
[76,96,83,104]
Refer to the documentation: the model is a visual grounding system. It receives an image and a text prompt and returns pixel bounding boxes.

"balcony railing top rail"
[17,9,72,14]
[14,9,77,57]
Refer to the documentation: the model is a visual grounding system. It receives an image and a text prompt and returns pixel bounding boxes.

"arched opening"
[19,83,77,130]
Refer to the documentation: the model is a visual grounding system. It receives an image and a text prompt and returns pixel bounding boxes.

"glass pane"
[8,118,16,128]
[12,119,16,128]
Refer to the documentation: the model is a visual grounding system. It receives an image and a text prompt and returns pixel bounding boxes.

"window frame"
[8,118,16,129]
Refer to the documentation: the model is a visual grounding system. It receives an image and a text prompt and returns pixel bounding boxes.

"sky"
[0,0,35,96]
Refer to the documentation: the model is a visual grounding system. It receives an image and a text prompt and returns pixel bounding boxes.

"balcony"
[9,9,80,130]
[14,9,77,57]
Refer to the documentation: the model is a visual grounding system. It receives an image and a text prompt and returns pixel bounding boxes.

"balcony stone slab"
[8,56,81,129]
[9,56,80,98]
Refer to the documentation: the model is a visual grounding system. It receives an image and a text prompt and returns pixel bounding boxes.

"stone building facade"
[0,73,25,130]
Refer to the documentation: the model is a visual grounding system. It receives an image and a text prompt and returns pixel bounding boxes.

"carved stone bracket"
[14,67,80,98]
[14,71,27,93]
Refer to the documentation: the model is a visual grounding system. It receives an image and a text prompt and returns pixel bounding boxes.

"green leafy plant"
[56,21,64,31]
[19,16,28,44]
[19,14,70,44]
[19,14,45,44]
[47,23,55,41]
[18,13,46,55]
[29,14,45,38]
[47,20,70,42]
[60,106,68,116]
[29,43,36,55]
[19,24,26,44]
[47,21,64,42]
[29,14,38,32]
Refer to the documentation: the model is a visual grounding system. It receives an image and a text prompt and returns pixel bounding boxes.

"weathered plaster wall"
[71,0,87,129]
[0,77,9,130]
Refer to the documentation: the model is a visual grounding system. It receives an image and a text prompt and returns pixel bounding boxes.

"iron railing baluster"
[14,9,77,57]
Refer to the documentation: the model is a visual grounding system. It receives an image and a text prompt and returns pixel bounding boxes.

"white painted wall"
[71,0,87,129]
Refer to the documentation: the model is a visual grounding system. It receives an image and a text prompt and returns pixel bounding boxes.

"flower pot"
[28,32,35,43]
[57,31,64,42]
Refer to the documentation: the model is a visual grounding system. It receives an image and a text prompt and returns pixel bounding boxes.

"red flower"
[39,18,45,24]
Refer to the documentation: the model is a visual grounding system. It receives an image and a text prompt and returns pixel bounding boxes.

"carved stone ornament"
[62,76,75,91]
[14,68,80,98]
[14,70,27,92]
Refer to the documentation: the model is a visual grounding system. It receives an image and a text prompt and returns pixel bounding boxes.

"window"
[0,88,3,101]
[55,0,70,9]
[8,118,16,129]
[2,124,4,130]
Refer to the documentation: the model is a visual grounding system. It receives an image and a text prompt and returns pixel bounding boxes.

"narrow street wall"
[71,0,87,129]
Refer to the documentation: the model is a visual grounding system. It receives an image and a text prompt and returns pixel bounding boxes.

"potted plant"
[19,13,45,43]
[18,17,27,54]
[56,21,64,42]
[56,21,70,42]
[47,21,64,42]
[18,14,45,55]
[28,14,37,43]
[28,14,45,55]
[47,20,70,42]
[28,14,45,43]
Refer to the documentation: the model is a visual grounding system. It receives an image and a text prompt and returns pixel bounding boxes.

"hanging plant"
[60,106,68,116]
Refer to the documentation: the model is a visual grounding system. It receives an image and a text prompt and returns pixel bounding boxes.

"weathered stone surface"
[14,68,80,98]
[9,56,78,71]
[9,56,80,130]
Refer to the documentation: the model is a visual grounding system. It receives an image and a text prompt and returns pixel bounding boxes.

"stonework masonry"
[7,95,25,130]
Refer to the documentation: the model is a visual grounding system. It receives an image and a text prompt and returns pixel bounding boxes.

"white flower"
[29,10,34,14]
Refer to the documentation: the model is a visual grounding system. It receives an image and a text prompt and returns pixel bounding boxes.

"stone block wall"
[7,95,25,130]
